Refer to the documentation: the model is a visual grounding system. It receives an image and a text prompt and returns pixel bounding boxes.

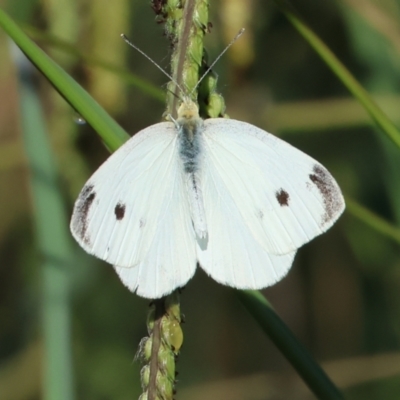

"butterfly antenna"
[121,33,185,96]
[190,28,245,98]
[166,86,181,100]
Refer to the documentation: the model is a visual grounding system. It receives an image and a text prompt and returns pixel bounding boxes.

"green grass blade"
[22,25,165,102]
[274,1,400,150]
[0,7,129,151]
[14,48,75,400]
[346,198,400,245]
[237,290,345,400]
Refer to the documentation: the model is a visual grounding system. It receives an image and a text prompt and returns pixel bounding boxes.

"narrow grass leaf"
[0,8,129,151]
[13,45,75,400]
[237,290,345,400]
[273,1,400,150]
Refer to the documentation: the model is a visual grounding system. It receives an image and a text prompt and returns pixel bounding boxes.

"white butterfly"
[70,97,345,299]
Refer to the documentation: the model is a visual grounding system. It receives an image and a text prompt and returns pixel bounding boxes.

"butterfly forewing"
[71,122,191,269]
[201,118,345,255]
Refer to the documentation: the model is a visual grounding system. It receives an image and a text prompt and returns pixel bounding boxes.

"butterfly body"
[175,99,208,240]
[71,99,345,298]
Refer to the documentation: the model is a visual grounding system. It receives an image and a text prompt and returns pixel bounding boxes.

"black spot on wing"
[76,184,96,245]
[309,164,343,225]
[139,218,146,228]
[276,189,289,206]
[114,203,126,220]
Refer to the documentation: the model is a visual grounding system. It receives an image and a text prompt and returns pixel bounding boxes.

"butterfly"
[70,97,345,299]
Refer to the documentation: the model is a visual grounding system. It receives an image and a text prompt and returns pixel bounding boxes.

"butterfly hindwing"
[114,156,197,298]
[197,153,296,288]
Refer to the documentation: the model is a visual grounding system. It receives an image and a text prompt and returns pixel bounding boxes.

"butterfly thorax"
[177,99,204,174]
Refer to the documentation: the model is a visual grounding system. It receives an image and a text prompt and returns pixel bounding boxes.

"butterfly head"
[177,97,200,121]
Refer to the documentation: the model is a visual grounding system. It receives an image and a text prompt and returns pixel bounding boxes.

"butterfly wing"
[200,118,345,256]
[114,160,198,298]
[196,156,296,288]
[71,122,197,298]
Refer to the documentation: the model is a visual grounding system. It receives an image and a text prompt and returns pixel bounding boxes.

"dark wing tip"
[309,164,345,225]
[71,183,97,245]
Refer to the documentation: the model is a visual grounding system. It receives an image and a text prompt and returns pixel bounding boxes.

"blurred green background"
[1,0,400,399]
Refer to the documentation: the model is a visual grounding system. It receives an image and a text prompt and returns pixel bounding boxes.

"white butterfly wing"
[197,157,296,288]
[201,118,345,255]
[114,160,198,298]
[71,122,197,298]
